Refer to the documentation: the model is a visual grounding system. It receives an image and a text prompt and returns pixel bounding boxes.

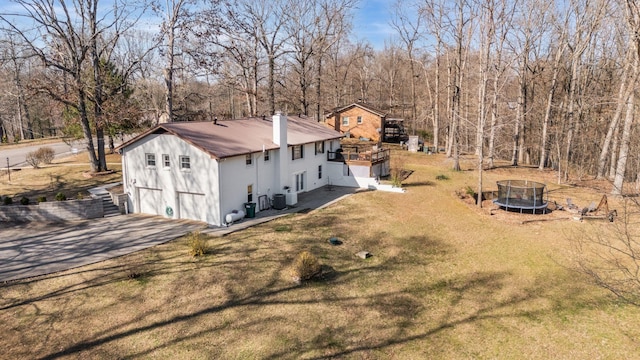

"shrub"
[25,151,41,168]
[289,251,321,283]
[36,147,56,164]
[389,159,407,188]
[20,197,29,205]
[274,225,292,232]
[465,186,476,198]
[3,196,13,205]
[435,174,449,181]
[55,192,67,201]
[186,231,208,257]
[37,196,47,203]
[390,166,403,187]
[76,192,84,200]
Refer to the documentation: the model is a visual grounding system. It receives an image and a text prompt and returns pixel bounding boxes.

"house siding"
[119,120,378,227]
[122,134,221,225]
[325,107,383,141]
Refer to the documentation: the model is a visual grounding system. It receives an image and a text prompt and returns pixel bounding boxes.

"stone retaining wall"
[0,198,104,222]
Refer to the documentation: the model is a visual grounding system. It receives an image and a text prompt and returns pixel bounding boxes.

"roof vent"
[213,117,218,125]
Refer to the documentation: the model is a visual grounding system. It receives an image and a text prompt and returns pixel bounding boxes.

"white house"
[117,113,391,226]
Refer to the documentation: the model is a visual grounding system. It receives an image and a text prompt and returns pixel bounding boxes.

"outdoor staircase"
[88,184,121,218]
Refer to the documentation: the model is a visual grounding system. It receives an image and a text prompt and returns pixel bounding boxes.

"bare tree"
[448,0,473,171]
[153,0,195,123]
[283,0,353,118]
[559,0,608,181]
[391,0,424,134]
[606,0,640,196]
[249,0,289,115]
[1,0,103,171]
[1,34,34,140]
[573,197,640,306]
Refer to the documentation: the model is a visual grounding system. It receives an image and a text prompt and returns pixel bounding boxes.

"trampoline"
[493,180,548,213]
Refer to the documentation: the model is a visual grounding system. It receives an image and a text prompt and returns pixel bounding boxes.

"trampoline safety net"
[494,180,547,211]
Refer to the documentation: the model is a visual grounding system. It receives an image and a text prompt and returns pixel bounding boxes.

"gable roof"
[325,102,388,118]
[117,116,343,159]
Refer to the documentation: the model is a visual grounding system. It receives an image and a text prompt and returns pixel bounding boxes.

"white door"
[178,192,206,222]
[295,172,305,192]
[138,187,163,216]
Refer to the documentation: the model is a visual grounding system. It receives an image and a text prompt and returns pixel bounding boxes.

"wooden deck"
[327,148,390,165]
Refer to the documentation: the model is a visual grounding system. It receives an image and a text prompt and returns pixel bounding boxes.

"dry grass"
[0,153,122,201]
[2,149,640,359]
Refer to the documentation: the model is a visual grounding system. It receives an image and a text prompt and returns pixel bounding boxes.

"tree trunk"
[268,53,276,115]
[539,44,564,170]
[433,42,440,153]
[164,25,175,123]
[597,60,632,178]
[612,54,638,195]
[78,88,99,173]
[563,59,580,181]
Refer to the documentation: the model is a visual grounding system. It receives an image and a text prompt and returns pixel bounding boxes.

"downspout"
[121,148,129,214]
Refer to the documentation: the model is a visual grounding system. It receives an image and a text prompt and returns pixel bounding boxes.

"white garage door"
[178,192,206,222]
[138,187,164,216]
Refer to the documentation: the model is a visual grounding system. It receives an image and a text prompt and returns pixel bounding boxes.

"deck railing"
[327,148,390,164]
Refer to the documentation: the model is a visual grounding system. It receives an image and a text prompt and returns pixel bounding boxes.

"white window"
[180,156,191,170]
[342,116,349,126]
[315,141,325,155]
[357,116,363,124]
[292,145,304,160]
[146,153,156,167]
[264,150,270,161]
[246,154,252,165]
[247,184,253,202]
[162,154,170,168]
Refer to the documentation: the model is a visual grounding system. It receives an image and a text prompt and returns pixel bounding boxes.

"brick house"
[324,101,407,143]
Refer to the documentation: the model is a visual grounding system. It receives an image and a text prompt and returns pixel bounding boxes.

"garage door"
[138,187,163,216]
[178,192,206,222]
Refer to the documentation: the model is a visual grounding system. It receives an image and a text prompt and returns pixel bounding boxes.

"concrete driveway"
[0,215,205,282]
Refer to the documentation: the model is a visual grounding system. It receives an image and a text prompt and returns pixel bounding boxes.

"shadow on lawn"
[3,223,608,360]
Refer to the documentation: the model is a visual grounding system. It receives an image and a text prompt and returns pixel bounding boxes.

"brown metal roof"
[325,102,388,118]
[117,115,343,159]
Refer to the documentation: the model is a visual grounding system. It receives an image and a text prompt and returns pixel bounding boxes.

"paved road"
[0,141,78,167]
[0,136,133,168]
[0,215,205,282]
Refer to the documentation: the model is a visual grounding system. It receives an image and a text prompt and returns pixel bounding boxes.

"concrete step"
[92,191,120,217]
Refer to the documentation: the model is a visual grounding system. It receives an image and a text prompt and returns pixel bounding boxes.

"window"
[342,116,349,126]
[146,153,156,167]
[315,141,325,155]
[180,156,191,170]
[247,185,253,203]
[264,150,270,161]
[246,154,252,165]
[292,145,304,160]
[162,154,170,168]
[318,165,322,179]
[357,116,363,124]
